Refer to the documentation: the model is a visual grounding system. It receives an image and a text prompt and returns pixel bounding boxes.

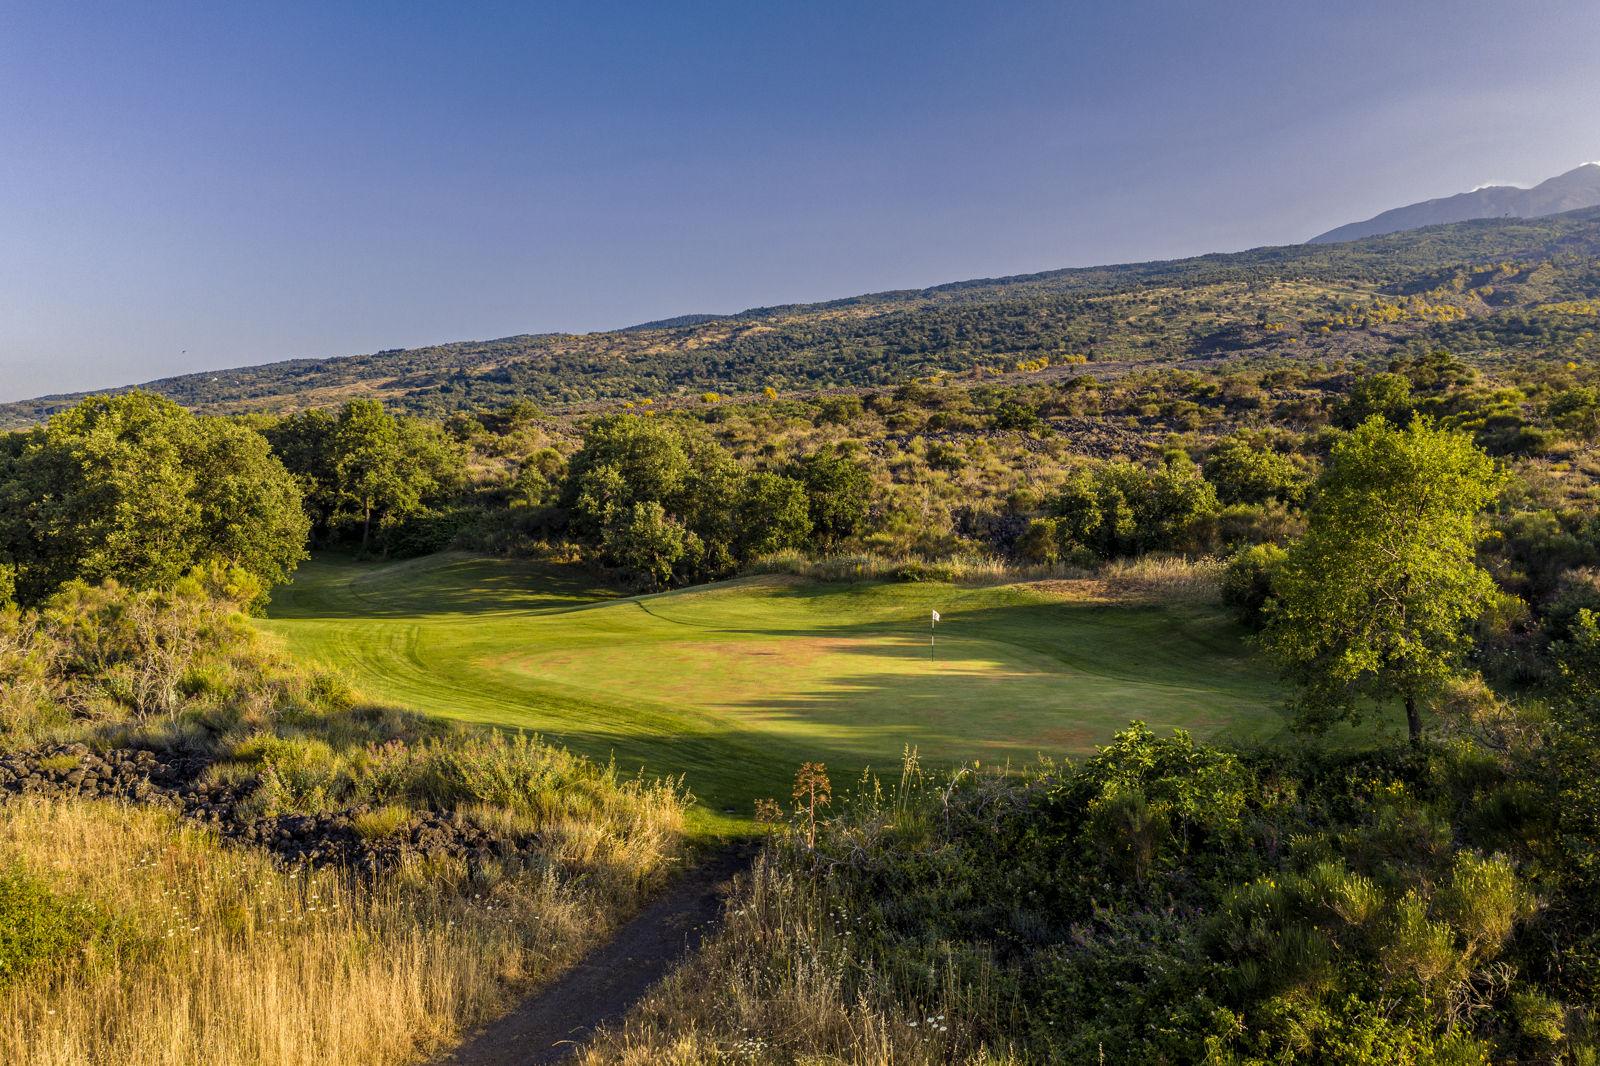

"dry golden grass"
[1099,553,1223,603]
[578,849,1010,1066]
[745,549,1092,587]
[2,794,682,1066]
[748,549,1224,607]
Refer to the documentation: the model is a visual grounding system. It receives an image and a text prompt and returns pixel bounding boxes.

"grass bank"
[262,552,1291,825]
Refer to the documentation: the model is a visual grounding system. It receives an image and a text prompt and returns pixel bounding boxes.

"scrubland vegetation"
[590,713,1600,1063]
[10,211,1600,1061]
[8,206,1600,424]
[0,797,615,1066]
[0,565,686,1064]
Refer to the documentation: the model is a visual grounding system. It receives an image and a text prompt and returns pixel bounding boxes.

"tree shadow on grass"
[270,553,620,619]
[270,557,1301,812]
[494,605,1291,813]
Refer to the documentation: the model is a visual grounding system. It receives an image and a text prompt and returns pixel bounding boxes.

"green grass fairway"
[261,553,1290,820]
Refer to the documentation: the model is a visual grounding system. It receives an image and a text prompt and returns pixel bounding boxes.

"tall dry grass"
[3,794,680,1066]
[577,852,984,1066]
[581,758,1022,1066]
[748,548,1224,605]
[746,549,1090,587]
[1098,553,1223,603]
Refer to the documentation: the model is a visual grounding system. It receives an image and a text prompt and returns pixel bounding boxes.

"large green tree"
[561,414,795,582]
[1265,417,1505,743]
[736,472,811,559]
[0,392,307,605]
[331,399,408,552]
[263,409,338,538]
[269,400,457,554]
[561,415,692,539]
[794,450,872,550]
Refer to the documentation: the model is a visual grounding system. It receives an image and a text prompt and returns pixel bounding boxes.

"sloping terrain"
[1311,163,1600,243]
[7,207,1600,428]
[260,553,1288,819]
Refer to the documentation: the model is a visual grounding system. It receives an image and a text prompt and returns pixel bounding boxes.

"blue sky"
[2,1,1598,400]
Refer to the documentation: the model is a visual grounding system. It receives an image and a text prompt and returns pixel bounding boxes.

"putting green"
[261,553,1289,818]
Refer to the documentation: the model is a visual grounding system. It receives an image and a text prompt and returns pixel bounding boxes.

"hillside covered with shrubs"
[11,207,1600,1063]
[6,207,1600,427]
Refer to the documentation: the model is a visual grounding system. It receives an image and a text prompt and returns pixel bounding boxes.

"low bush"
[1222,542,1286,627]
[0,865,118,985]
[589,724,1590,1064]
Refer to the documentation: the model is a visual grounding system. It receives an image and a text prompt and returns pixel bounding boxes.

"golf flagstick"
[930,608,940,661]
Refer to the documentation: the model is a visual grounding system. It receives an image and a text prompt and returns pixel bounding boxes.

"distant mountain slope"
[7,206,1600,429]
[1310,164,1600,244]
[618,313,729,332]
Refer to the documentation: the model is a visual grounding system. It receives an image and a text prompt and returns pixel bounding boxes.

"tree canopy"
[1265,416,1504,741]
[267,399,459,554]
[0,393,308,606]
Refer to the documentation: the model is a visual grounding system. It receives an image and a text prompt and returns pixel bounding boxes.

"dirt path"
[438,844,756,1066]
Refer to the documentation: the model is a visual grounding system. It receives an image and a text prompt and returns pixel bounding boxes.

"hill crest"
[7,204,1600,428]
[1309,163,1600,244]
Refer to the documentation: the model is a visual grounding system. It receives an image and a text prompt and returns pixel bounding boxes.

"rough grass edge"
[747,549,1223,601]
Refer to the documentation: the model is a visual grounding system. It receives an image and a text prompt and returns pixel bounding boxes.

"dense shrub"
[1222,542,1286,627]
[267,399,460,556]
[1048,453,1220,560]
[0,564,273,741]
[1203,435,1309,505]
[594,725,1585,1064]
[0,393,308,605]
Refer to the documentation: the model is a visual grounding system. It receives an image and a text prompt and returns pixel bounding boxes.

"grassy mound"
[263,552,1290,819]
[0,567,691,1066]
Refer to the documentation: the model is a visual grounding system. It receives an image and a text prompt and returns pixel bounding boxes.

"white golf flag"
[931,609,940,622]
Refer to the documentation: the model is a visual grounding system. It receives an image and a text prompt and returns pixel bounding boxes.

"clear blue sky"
[2,1,1598,400]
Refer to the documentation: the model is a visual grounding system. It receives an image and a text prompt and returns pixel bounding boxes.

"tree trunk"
[1405,693,1422,745]
[360,503,372,554]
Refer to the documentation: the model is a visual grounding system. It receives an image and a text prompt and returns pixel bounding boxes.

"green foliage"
[0,393,307,605]
[1552,607,1600,711]
[562,414,693,537]
[735,472,811,559]
[1222,542,1286,628]
[557,415,853,585]
[1015,516,1062,564]
[266,399,459,555]
[1337,372,1416,429]
[1547,385,1600,440]
[0,867,114,984]
[1204,435,1308,506]
[1266,418,1506,741]
[718,722,1578,1065]
[990,398,1040,431]
[603,500,691,589]
[1049,453,1220,560]
[0,564,291,741]
[794,449,872,549]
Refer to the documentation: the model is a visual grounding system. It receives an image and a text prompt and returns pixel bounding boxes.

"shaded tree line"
[0,393,306,608]
[556,415,871,587]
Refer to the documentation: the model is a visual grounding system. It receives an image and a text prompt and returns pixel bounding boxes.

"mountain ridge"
[7,204,1600,429]
[1309,163,1600,244]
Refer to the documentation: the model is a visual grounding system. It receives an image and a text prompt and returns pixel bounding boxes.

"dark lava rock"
[0,743,519,875]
